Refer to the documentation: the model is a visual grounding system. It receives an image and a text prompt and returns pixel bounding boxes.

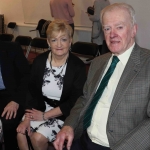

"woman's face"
[47,31,72,57]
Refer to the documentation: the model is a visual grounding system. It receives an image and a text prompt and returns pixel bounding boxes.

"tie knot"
[112,56,119,65]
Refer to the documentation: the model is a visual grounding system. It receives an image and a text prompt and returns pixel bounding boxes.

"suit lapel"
[109,44,141,117]
[86,54,112,105]
[0,49,16,88]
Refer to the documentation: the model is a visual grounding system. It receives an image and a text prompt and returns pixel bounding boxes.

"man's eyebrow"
[103,21,125,27]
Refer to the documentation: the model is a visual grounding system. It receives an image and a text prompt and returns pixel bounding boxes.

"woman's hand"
[16,118,31,135]
[25,108,44,121]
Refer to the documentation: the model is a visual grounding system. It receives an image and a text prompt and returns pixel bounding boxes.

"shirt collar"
[112,43,135,66]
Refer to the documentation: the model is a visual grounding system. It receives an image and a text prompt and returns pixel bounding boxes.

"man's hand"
[1,101,19,119]
[53,126,74,150]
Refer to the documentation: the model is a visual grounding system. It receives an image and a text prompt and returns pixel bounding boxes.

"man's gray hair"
[100,3,136,25]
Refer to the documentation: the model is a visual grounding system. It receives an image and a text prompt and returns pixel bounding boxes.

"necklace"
[50,53,68,76]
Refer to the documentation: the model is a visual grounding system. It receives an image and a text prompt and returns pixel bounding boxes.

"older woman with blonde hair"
[16,19,86,150]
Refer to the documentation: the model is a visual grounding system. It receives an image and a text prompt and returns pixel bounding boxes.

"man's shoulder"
[134,44,150,58]
[93,52,111,62]
[0,41,21,52]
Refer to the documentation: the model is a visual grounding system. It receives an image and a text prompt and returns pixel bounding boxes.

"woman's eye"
[51,39,56,42]
[62,38,67,42]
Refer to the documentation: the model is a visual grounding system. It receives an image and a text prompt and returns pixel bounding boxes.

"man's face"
[102,8,137,55]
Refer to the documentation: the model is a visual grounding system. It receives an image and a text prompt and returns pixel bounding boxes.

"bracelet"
[42,112,47,121]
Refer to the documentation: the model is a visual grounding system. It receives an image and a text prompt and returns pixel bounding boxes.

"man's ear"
[131,24,137,38]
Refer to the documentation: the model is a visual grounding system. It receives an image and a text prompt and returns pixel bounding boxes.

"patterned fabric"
[30,60,67,142]
[64,44,150,149]
[42,59,67,99]
[30,102,64,142]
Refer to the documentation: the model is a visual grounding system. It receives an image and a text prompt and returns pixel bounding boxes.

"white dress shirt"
[87,43,135,147]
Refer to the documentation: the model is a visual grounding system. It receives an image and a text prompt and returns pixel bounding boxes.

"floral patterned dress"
[30,59,67,142]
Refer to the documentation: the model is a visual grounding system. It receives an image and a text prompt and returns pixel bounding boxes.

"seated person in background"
[0,41,30,150]
[54,3,150,150]
[17,19,87,150]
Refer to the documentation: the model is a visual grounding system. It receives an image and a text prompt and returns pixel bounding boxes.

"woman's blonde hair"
[46,19,73,39]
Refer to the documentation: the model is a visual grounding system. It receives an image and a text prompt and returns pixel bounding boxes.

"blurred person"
[0,41,30,150]
[17,19,86,150]
[87,0,110,54]
[50,0,75,36]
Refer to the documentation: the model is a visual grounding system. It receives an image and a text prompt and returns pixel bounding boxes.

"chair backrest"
[0,34,14,41]
[15,35,32,46]
[15,35,32,53]
[36,19,47,31]
[100,40,110,55]
[6,22,16,34]
[30,37,49,49]
[72,42,99,57]
[29,19,51,38]
[25,37,49,58]
[71,41,99,64]
[40,20,51,38]
[7,22,16,29]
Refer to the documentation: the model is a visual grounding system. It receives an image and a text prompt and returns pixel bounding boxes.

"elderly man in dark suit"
[53,3,150,150]
[0,41,30,150]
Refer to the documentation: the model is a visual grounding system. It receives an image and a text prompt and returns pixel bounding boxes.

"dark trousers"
[64,131,111,150]
[0,90,24,150]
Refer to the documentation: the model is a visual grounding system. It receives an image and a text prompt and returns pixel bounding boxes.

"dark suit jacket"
[64,44,150,150]
[25,51,86,121]
[0,41,30,106]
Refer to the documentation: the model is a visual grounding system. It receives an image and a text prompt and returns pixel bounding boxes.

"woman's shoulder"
[32,50,50,66]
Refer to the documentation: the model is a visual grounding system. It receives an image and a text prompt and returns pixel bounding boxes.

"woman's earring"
[69,46,72,51]
[47,39,51,50]
[48,46,51,50]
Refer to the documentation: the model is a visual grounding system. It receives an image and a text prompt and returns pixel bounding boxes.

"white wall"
[110,0,150,50]
[0,0,92,43]
[21,0,93,27]
[0,0,24,24]
[0,0,150,49]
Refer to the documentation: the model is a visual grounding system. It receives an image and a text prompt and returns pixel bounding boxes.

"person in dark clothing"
[0,41,30,150]
[17,19,86,150]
